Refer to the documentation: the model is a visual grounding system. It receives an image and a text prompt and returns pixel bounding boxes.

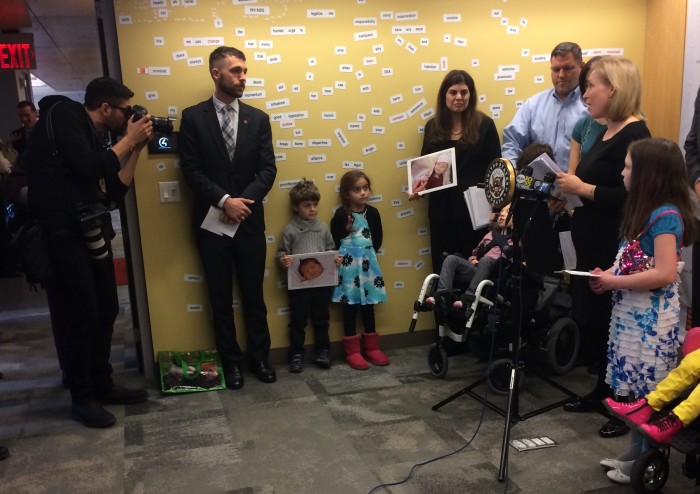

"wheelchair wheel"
[631,449,669,493]
[487,358,524,395]
[427,344,448,378]
[544,317,580,375]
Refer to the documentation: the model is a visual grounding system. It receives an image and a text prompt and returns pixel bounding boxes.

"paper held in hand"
[556,269,601,278]
[527,153,583,209]
[464,186,492,229]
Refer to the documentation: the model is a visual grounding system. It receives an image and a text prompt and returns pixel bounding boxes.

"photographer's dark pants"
[287,287,332,356]
[43,227,118,403]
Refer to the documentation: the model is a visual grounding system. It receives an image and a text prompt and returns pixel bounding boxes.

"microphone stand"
[429,188,579,483]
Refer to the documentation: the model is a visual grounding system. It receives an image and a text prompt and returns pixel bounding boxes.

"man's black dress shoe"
[71,400,116,428]
[0,445,9,461]
[563,397,597,413]
[225,365,244,390]
[96,384,148,405]
[250,361,276,383]
[563,395,606,413]
[599,417,630,438]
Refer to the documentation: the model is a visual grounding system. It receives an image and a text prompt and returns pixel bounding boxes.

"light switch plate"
[159,181,181,202]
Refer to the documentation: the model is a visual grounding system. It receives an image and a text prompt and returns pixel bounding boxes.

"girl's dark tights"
[343,304,376,337]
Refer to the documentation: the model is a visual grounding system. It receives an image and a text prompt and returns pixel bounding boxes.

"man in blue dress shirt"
[502,42,588,172]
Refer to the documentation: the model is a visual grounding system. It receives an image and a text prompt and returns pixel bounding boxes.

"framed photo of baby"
[407,147,457,196]
[287,251,339,290]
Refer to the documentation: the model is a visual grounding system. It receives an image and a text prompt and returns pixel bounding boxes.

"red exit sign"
[0,33,36,70]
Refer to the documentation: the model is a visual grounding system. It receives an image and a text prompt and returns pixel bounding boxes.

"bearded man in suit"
[179,46,277,390]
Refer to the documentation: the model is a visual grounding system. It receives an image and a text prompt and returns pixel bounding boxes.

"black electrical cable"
[368,250,510,494]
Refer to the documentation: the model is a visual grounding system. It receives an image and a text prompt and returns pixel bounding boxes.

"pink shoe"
[342,335,369,370]
[639,412,684,446]
[603,398,653,426]
[362,332,390,366]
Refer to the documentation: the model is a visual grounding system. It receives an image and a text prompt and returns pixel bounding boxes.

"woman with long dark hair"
[413,70,501,273]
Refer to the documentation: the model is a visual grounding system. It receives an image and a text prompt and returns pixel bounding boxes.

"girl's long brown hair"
[424,70,483,147]
[338,170,372,233]
[621,138,696,246]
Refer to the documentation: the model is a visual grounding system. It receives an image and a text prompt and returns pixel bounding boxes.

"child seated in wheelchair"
[432,204,512,308]
[604,328,700,446]
[428,142,559,311]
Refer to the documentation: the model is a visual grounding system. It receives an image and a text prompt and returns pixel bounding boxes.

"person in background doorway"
[8,101,39,157]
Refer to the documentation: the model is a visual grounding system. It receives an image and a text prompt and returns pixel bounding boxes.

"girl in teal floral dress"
[331,171,389,370]
[589,138,696,484]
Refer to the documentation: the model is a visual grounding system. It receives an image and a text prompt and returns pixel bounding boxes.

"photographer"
[25,77,153,428]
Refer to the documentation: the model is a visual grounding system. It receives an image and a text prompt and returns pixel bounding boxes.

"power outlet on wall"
[159,181,181,203]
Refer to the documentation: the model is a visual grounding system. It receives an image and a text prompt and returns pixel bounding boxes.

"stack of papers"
[464,186,492,229]
[528,153,583,209]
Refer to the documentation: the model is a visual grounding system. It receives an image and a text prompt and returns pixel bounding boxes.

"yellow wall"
[642,0,687,139]
[113,0,651,356]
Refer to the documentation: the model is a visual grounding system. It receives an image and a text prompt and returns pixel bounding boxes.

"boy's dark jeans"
[288,286,333,356]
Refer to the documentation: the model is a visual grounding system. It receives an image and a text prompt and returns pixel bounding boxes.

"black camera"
[74,202,110,260]
[131,104,174,135]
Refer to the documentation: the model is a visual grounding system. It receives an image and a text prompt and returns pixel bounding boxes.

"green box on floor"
[158,349,226,393]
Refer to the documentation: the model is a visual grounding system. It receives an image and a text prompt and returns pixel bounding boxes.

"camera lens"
[83,227,109,260]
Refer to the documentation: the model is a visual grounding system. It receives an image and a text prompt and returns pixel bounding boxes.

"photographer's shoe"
[71,400,116,428]
[95,385,148,405]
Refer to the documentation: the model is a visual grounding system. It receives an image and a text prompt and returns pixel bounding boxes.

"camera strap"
[43,100,64,158]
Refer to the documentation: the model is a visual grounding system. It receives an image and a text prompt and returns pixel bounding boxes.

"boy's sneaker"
[313,348,331,369]
[289,353,304,373]
[639,412,684,446]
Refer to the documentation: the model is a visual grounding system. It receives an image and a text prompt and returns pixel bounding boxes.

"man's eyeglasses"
[550,65,577,74]
[109,104,133,116]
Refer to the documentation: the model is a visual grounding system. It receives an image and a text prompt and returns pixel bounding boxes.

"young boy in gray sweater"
[278,179,340,372]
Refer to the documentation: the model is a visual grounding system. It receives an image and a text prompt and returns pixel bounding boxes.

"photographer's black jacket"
[26,95,128,228]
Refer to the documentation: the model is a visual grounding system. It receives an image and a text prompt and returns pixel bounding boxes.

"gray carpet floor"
[0,273,693,493]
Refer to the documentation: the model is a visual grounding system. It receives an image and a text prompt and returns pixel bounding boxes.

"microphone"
[534,171,556,196]
[515,166,534,192]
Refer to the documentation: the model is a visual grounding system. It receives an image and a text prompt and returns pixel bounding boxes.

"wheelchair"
[409,260,580,394]
[628,421,700,493]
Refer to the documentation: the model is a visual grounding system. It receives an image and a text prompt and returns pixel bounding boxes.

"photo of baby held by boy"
[286,251,339,290]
